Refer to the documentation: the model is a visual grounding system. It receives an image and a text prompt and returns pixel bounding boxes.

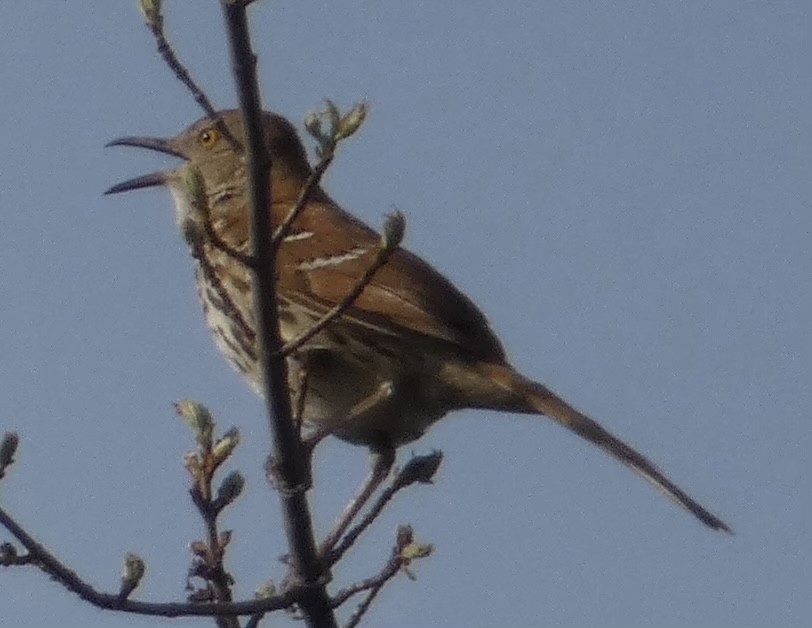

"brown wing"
[273,198,507,363]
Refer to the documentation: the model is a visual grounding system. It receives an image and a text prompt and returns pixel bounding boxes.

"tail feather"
[480,362,732,533]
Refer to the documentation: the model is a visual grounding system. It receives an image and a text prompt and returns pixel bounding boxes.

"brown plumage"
[106,110,731,533]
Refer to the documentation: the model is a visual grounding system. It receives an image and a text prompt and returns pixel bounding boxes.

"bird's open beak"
[104,136,187,195]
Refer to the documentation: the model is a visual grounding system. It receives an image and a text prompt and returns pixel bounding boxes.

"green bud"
[184,166,207,209]
[212,427,240,467]
[183,165,210,244]
[395,525,432,580]
[400,540,433,580]
[139,0,163,29]
[324,99,341,133]
[119,552,146,599]
[393,450,442,490]
[304,111,324,142]
[382,210,406,251]
[335,100,369,141]
[395,524,413,550]
[183,452,202,479]
[0,542,18,565]
[0,432,19,469]
[255,580,276,599]
[401,540,433,561]
[218,529,232,551]
[189,540,209,559]
[174,400,214,449]
[215,471,245,510]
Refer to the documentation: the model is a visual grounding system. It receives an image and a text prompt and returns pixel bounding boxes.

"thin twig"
[341,525,430,627]
[343,577,388,628]
[143,7,241,153]
[190,451,239,628]
[326,452,442,567]
[319,448,394,561]
[325,483,399,567]
[202,215,257,269]
[339,534,415,628]
[278,245,395,357]
[271,152,334,247]
[0,504,302,617]
[331,553,402,610]
[190,238,257,358]
[187,174,256,268]
[271,100,368,248]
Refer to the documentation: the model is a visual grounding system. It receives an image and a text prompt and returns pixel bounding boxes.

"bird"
[106,109,731,533]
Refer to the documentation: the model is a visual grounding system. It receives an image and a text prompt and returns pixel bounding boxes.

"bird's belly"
[284,322,453,448]
[197,270,451,447]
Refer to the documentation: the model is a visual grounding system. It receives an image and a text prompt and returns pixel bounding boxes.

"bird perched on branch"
[106,108,731,533]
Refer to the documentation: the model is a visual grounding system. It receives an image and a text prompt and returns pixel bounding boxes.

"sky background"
[0,2,810,627]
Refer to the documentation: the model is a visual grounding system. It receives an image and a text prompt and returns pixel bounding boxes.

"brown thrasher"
[106,110,730,533]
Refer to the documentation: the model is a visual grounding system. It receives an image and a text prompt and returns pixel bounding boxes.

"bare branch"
[271,152,334,247]
[272,100,368,248]
[118,553,146,601]
[340,526,432,628]
[330,554,401,610]
[185,165,257,269]
[140,0,241,153]
[325,451,442,567]
[319,449,395,560]
[218,3,337,627]
[0,504,303,618]
[176,402,242,628]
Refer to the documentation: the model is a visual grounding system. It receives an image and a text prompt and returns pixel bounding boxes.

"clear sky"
[0,2,809,627]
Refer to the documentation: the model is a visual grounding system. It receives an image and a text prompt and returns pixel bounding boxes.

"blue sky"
[0,2,809,627]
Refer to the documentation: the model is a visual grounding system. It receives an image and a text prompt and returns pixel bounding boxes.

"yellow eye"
[199,128,219,149]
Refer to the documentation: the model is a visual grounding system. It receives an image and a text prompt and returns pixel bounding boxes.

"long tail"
[479,362,732,533]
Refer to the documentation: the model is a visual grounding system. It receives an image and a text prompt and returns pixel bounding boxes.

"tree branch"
[176,402,243,628]
[339,525,432,628]
[271,153,333,247]
[0,504,305,618]
[325,451,442,567]
[140,0,241,153]
[218,3,337,627]
[272,99,368,248]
